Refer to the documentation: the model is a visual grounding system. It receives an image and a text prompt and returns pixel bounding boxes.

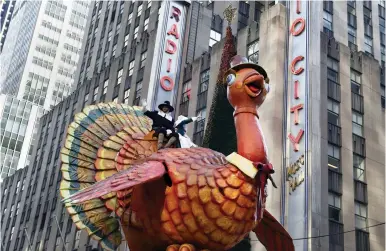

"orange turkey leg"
[166,244,210,251]
[253,209,295,251]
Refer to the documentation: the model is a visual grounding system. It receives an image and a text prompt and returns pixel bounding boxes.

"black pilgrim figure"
[142,100,179,149]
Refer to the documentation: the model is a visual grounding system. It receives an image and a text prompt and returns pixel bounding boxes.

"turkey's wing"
[253,209,295,251]
[62,160,166,204]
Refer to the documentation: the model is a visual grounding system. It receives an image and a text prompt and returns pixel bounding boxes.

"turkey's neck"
[234,110,268,163]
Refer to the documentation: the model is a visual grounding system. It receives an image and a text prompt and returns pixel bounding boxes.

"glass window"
[144,18,149,31]
[353,155,365,181]
[128,60,135,76]
[117,69,123,85]
[140,52,147,68]
[247,40,259,64]
[328,192,341,221]
[327,57,339,72]
[124,34,129,47]
[199,70,210,93]
[134,26,139,39]
[351,70,361,84]
[124,89,130,104]
[209,30,221,47]
[323,11,333,31]
[128,13,133,24]
[137,4,142,16]
[181,81,191,103]
[352,112,363,136]
[355,202,367,229]
[93,87,98,101]
[328,99,340,114]
[103,79,109,94]
[364,36,373,54]
[328,144,340,159]
[348,26,357,44]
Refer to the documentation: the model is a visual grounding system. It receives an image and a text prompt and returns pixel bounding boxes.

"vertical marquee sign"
[286,0,309,250]
[146,1,190,110]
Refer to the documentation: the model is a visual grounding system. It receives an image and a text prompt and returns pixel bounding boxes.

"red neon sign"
[160,6,181,91]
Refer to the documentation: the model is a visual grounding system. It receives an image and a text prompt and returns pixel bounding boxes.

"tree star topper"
[223,4,237,25]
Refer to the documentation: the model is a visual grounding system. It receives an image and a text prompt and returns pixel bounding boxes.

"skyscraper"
[0,0,16,52]
[0,0,90,179]
[1,1,384,251]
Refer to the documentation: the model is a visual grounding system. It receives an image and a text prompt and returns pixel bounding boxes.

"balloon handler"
[174,113,201,148]
[142,100,179,149]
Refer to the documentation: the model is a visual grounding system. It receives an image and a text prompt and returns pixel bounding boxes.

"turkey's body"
[60,103,293,251]
[124,148,258,251]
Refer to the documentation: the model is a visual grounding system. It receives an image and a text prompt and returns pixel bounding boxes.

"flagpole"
[52,215,68,251]
[23,227,32,251]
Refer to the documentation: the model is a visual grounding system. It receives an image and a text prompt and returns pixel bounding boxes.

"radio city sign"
[286,1,309,250]
[147,1,189,110]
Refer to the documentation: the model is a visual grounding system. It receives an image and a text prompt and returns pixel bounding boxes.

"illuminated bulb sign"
[147,1,189,110]
[286,1,309,249]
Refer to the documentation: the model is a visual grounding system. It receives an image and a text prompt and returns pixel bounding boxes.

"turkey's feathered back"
[59,103,154,251]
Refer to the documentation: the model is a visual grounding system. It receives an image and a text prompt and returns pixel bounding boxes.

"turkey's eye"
[226,74,236,86]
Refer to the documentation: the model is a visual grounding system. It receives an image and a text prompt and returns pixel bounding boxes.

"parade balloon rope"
[249,222,385,241]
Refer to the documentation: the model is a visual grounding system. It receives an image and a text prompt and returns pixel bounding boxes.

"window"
[328,143,340,169]
[199,70,210,93]
[134,26,139,39]
[181,81,191,103]
[193,109,207,146]
[117,69,123,85]
[327,57,339,72]
[355,202,367,229]
[323,11,333,32]
[113,97,118,103]
[124,34,129,48]
[353,155,365,182]
[93,87,99,101]
[209,30,221,47]
[84,93,89,103]
[351,70,361,94]
[108,31,113,42]
[103,80,109,95]
[124,89,130,104]
[328,193,341,221]
[112,44,117,57]
[128,12,133,24]
[364,36,373,54]
[328,99,340,125]
[352,112,363,136]
[144,18,149,31]
[348,26,357,45]
[128,60,135,76]
[247,41,259,64]
[134,81,142,105]
[137,4,143,16]
[140,52,147,68]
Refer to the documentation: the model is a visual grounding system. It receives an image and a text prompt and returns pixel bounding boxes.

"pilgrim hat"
[227,55,270,83]
[158,101,174,112]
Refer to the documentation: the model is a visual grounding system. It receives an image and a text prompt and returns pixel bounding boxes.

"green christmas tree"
[202,25,237,156]
[203,5,251,251]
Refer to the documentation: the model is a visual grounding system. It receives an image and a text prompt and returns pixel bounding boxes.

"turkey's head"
[224,55,270,110]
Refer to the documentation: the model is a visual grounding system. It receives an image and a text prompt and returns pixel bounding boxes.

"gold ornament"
[223,4,237,25]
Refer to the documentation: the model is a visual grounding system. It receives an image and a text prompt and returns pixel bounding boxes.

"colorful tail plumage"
[60,103,155,250]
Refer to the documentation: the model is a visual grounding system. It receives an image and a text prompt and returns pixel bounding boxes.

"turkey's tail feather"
[59,103,154,251]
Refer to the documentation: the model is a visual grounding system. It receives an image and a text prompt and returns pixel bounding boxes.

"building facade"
[1,1,384,251]
[0,95,41,179]
[0,0,16,52]
[0,0,90,109]
[0,0,91,179]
